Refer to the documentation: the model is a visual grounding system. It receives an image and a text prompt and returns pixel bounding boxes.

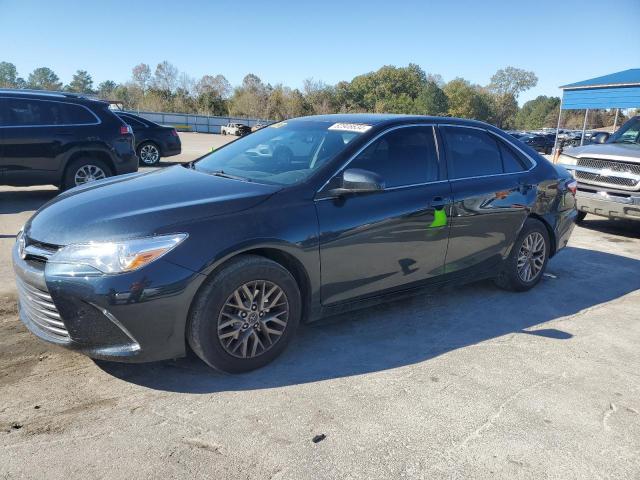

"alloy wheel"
[74,164,106,186]
[139,144,160,165]
[517,232,546,282]
[217,280,289,359]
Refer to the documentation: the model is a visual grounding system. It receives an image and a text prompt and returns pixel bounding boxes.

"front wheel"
[187,255,301,373]
[494,218,550,292]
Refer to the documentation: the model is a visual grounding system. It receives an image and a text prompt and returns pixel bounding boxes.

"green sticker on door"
[429,209,448,228]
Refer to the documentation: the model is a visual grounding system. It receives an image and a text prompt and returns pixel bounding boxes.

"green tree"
[489,67,538,97]
[443,78,491,121]
[96,80,117,99]
[415,80,448,115]
[488,67,538,128]
[516,96,561,129]
[0,61,19,88]
[27,67,62,90]
[66,69,94,93]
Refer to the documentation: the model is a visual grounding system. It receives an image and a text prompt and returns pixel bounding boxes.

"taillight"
[120,125,132,135]
[566,179,577,196]
[170,129,178,137]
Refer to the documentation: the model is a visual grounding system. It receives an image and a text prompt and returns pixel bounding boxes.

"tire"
[222,130,227,135]
[494,218,550,292]
[137,142,161,166]
[187,255,301,373]
[62,157,111,190]
[576,211,587,223]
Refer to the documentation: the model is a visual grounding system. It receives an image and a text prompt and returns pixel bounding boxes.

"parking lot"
[1,132,639,479]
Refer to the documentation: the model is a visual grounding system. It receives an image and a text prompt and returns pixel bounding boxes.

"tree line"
[0,60,629,130]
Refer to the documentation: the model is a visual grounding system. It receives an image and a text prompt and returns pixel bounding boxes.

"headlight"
[49,234,187,274]
[557,154,578,166]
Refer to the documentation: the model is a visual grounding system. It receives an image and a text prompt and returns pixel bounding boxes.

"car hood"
[26,165,281,246]
[564,143,640,163]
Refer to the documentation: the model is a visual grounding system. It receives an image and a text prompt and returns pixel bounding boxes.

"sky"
[1,0,639,104]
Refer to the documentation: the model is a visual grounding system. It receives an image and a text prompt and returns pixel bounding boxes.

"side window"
[347,126,438,187]
[6,99,61,126]
[60,103,97,125]
[497,140,529,173]
[119,114,145,128]
[441,127,503,179]
[0,98,7,126]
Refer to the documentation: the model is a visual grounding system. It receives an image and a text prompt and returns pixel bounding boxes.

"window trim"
[0,96,101,128]
[438,124,537,181]
[316,123,445,197]
[118,113,148,128]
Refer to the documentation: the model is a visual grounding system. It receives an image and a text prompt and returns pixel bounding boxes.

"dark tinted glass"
[442,127,502,179]
[498,140,527,173]
[119,114,146,128]
[5,99,96,126]
[6,99,59,126]
[59,103,96,124]
[348,126,438,187]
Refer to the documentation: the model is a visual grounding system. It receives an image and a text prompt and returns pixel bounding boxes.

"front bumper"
[12,240,206,362]
[576,189,640,221]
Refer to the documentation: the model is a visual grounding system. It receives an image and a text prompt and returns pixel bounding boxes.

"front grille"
[575,171,637,188]
[16,277,68,340]
[576,158,640,190]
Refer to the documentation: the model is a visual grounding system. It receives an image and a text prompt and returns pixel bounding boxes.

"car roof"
[289,113,495,130]
[0,88,109,106]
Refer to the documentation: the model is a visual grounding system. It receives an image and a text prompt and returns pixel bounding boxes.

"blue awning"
[560,68,640,110]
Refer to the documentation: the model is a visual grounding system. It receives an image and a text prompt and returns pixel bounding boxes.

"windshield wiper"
[208,170,253,182]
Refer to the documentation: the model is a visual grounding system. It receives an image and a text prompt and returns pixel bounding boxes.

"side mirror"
[592,132,609,144]
[328,168,384,196]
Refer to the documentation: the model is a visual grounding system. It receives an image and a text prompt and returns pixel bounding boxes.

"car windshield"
[193,120,365,185]
[608,117,640,145]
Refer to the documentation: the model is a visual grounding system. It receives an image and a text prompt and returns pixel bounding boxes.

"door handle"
[431,196,448,210]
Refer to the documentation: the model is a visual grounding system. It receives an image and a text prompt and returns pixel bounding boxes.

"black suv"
[0,90,138,189]
[116,112,181,166]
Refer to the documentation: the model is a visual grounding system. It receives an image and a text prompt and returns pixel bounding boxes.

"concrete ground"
[1,133,639,479]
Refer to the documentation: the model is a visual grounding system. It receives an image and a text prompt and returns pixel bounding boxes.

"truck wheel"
[222,130,227,135]
[62,158,112,190]
[494,218,550,292]
[187,255,301,373]
[576,211,587,223]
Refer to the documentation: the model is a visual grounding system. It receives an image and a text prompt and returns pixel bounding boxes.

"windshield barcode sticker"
[328,123,372,133]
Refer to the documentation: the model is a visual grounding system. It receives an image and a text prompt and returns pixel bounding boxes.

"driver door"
[315,125,452,305]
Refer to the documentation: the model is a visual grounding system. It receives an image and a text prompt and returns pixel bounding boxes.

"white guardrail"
[123,110,270,134]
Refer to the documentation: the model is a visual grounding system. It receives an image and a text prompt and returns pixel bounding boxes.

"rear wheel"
[137,142,161,166]
[62,158,111,190]
[187,255,301,373]
[494,218,550,292]
[576,211,587,223]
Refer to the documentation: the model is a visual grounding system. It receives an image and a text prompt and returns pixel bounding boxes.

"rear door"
[2,98,100,184]
[439,125,531,275]
[315,125,452,305]
[0,97,7,183]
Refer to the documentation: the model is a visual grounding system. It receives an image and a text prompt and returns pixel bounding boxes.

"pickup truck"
[557,115,640,222]
[220,122,251,136]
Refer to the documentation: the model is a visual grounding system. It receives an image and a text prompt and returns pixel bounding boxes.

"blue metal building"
[555,68,640,150]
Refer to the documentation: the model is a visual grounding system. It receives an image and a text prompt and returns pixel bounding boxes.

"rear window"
[442,127,529,179]
[119,114,147,128]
